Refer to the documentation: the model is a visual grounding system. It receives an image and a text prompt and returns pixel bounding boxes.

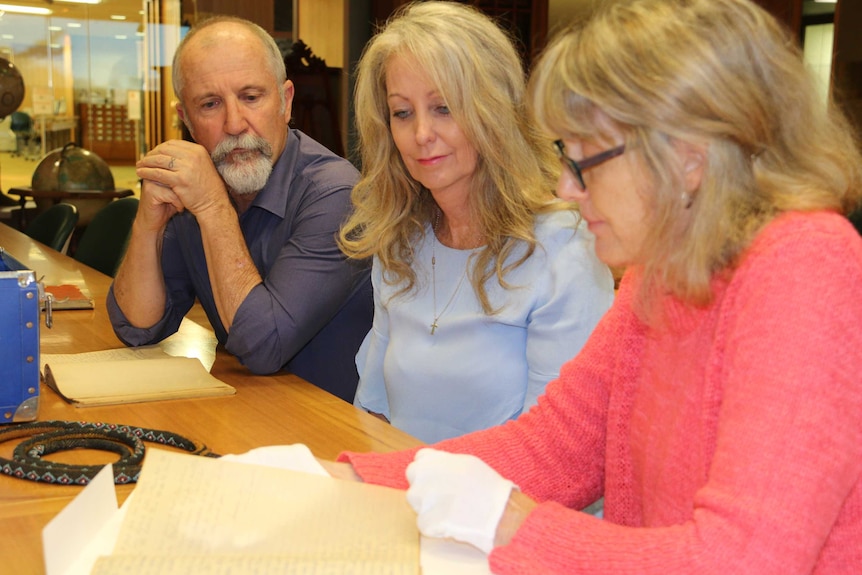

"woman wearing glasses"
[329,0,862,571]
[338,2,613,443]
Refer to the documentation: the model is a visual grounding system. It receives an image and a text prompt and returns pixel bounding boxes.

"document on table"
[42,446,491,575]
[89,448,420,574]
[41,346,235,407]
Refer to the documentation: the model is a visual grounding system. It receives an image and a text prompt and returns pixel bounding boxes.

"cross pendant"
[430,320,438,335]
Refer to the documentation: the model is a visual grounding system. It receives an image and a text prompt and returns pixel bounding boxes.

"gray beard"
[211,134,274,196]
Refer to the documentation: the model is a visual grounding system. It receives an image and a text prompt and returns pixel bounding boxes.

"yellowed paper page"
[43,356,235,407]
[93,449,418,573]
[92,554,410,574]
[41,345,175,370]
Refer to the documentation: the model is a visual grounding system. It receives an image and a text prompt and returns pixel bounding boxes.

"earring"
[681,192,693,209]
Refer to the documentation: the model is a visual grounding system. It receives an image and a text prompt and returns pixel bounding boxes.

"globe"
[30,142,119,226]
[0,58,24,119]
[32,143,116,193]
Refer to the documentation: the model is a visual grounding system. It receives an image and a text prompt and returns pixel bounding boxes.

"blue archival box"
[0,248,40,422]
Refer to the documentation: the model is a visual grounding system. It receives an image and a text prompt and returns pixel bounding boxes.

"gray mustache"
[211,135,272,164]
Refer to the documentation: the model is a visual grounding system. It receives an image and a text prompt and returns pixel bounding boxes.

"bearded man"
[107,16,369,402]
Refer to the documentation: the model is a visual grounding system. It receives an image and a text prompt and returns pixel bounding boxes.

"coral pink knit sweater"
[340,211,862,574]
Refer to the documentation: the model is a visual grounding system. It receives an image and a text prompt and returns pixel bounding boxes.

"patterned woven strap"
[0,420,219,485]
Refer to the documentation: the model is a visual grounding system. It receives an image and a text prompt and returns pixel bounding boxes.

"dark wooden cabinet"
[833,1,862,137]
[78,103,137,162]
[371,0,548,67]
[470,0,549,66]
[752,0,803,38]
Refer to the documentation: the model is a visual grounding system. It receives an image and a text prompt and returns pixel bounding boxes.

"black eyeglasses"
[554,140,625,190]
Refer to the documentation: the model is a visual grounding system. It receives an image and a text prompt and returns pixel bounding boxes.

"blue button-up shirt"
[107,130,371,402]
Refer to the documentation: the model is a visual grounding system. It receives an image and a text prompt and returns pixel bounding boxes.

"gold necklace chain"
[430,211,468,335]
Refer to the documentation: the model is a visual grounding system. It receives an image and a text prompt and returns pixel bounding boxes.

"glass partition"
[0,1,145,161]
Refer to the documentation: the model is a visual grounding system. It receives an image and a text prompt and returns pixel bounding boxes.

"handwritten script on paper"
[41,345,177,367]
[90,449,420,574]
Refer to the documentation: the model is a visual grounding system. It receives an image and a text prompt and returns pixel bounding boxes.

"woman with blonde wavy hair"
[326,0,862,572]
[338,1,613,443]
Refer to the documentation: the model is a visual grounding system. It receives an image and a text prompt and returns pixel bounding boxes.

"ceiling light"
[66,22,82,28]
[110,15,126,20]
[813,0,837,3]
[114,34,127,40]
[0,4,52,15]
[54,0,102,4]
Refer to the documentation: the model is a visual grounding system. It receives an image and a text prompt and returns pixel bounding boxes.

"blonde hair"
[529,0,862,305]
[338,1,566,313]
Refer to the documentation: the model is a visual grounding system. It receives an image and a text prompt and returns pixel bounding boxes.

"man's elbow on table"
[228,343,283,375]
[227,334,292,376]
[238,356,283,376]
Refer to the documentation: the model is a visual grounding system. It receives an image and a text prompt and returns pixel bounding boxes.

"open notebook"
[42,346,235,407]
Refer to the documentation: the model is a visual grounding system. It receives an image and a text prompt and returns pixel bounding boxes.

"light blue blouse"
[354,210,614,443]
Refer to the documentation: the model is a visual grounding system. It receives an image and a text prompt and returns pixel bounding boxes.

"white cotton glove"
[405,448,516,554]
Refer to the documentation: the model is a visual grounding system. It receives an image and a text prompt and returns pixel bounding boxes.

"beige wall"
[297,0,345,68]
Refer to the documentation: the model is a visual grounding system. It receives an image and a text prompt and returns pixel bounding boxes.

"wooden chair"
[284,40,344,157]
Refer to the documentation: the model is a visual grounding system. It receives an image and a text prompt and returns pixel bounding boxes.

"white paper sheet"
[42,465,120,575]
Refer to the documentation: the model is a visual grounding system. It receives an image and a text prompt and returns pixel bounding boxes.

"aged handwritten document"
[90,449,420,574]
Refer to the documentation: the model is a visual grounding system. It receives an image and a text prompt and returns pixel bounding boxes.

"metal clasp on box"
[32,275,54,329]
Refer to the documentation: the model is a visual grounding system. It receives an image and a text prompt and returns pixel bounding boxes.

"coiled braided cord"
[0,420,219,485]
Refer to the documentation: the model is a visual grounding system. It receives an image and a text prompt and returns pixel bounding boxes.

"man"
[107,16,370,402]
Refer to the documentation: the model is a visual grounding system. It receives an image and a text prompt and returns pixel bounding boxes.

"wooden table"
[0,222,422,574]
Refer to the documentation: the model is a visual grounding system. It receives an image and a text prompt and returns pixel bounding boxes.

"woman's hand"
[317,459,363,481]
[494,488,537,547]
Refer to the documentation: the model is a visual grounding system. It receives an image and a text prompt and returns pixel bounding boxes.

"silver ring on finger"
[168,156,176,170]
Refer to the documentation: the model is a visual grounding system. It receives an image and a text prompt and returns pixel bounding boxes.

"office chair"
[0,192,36,231]
[73,197,138,276]
[0,191,18,207]
[24,203,78,253]
[9,111,33,158]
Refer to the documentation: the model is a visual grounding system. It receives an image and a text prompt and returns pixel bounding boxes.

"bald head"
[172,16,286,102]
